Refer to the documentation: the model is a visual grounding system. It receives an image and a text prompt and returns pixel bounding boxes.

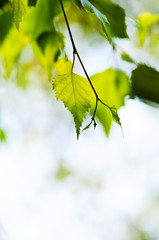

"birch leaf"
[53,72,94,139]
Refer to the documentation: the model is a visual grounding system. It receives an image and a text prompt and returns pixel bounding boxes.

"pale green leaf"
[53,71,94,139]
[9,0,27,30]
[91,68,129,135]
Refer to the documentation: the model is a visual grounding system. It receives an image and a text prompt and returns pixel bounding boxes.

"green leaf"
[53,59,94,139]
[89,0,128,38]
[54,58,73,74]
[74,0,128,39]
[0,11,13,43]
[131,64,159,104]
[91,68,129,135]
[21,0,61,39]
[0,129,6,142]
[74,0,109,34]
[110,105,121,126]
[9,0,27,30]
[33,30,64,80]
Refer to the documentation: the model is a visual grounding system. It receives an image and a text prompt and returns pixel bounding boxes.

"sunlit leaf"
[131,64,159,104]
[91,68,129,135]
[9,0,27,30]
[53,60,94,138]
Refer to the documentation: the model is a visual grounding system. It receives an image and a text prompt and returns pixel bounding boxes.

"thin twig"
[59,0,99,121]
[59,0,117,130]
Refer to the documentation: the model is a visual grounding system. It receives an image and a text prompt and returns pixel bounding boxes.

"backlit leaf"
[91,68,129,135]
[53,60,94,138]
[131,64,159,104]
[54,58,72,74]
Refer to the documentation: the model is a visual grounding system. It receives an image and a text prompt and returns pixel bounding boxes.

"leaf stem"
[59,0,76,52]
[59,0,120,131]
[59,0,98,98]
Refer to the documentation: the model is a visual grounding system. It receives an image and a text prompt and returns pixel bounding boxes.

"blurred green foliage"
[0,0,159,137]
[91,69,129,135]
[0,128,6,142]
[55,161,73,180]
[131,65,159,104]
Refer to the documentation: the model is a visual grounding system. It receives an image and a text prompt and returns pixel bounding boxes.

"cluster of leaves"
[0,0,159,138]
